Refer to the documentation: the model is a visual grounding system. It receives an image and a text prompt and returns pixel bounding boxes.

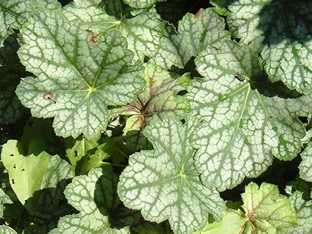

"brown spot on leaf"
[43,92,54,100]
[89,35,96,43]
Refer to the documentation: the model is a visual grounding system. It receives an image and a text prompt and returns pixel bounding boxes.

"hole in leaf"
[74,150,78,157]
[10,154,14,157]
[177,90,187,95]
[13,164,16,169]
[298,116,308,124]
[12,179,15,184]
[22,169,25,172]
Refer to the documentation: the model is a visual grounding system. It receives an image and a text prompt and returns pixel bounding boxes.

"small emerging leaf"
[1,140,50,204]
[111,63,190,151]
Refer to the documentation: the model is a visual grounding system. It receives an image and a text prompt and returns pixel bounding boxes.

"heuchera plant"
[0,0,312,233]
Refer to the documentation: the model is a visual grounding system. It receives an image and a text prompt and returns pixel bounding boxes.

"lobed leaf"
[16,9,144,138]
[188,40,308,191]
[118,117,225,234]
[1,140,50,204]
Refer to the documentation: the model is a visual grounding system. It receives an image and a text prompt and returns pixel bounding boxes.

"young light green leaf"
[16,10,144,139]
[0,35,26,124]
[23,155,74,227]
[196,182,297,234]
[50,167,137,234]
[0,0,61,47]
[1,140,50,204]
[118,118,225,234]
[111,63,190,151]
[299,142,312,182]
[193,210,245,234]
[210,0,231,15]
[123,0,164,9]
[173,8,230,65]
[189,40,307,191]
[227,0,312,94]
[286,191,312,234]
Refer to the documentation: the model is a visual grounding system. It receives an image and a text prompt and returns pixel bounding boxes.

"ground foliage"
[0,0,312,233]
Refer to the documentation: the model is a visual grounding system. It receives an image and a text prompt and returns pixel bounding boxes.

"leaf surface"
[16,10,144,138]
[227,0,312,93]
[118,117,225,234]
